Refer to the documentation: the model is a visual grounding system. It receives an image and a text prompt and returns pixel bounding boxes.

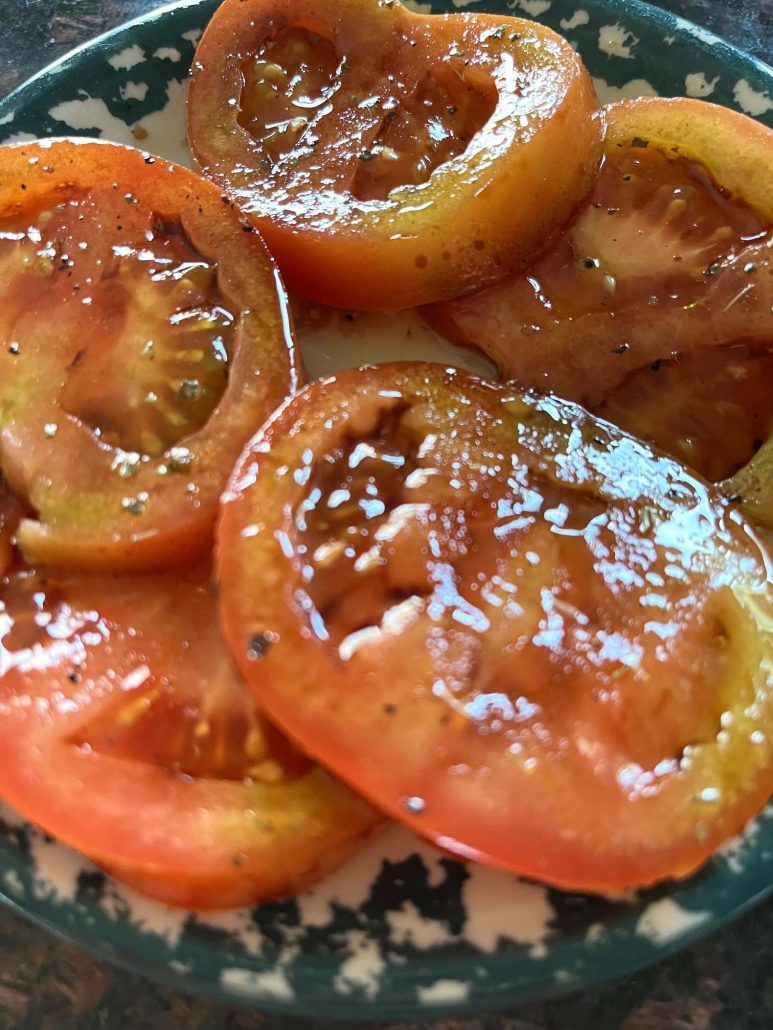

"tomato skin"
[0,138,300,573]
[188,0,601,310]
[0,567,379,909]
[218,363,773,894]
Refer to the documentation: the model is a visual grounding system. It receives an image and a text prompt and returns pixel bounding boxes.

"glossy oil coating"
[188,0,601,309]
[0,139,299,572]
[218,362,773,894]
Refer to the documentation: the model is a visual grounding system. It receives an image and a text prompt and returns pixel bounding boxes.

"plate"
[0,0,772,1020]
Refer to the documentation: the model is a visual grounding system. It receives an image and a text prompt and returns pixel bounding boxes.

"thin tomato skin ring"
[218,362,773,894]
[0,138,299,573]
[189,0,602,310]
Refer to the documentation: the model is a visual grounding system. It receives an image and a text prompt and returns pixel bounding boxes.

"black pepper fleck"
[247,631,276,661]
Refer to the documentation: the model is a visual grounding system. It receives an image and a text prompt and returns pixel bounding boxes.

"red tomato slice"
[188,0,601,309]
[424,97,773,503]
[0,139,299,573]
[0,566,379,909]
[218,363,773,894]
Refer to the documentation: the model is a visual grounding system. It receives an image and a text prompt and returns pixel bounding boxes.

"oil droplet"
[121,492,149,516]
[168,445,194,471]
[112,451,141,478]
[402,795,426,814]
[178,378,202,400]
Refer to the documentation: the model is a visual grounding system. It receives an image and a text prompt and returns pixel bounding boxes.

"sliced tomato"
[218,363,773,894]
[188,0,601,309]
[0,139,299,573]
[424,97,773,496]
[0,565,378,908]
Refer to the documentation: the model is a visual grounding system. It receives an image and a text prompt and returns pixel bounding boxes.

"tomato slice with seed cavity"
[188,0,601,309]
[0,139,299,573]
[218,363,773,894]
[424,97,773,505]
[0,566,378,908]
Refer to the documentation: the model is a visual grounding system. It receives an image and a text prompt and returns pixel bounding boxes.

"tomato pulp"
[218,363,773,894]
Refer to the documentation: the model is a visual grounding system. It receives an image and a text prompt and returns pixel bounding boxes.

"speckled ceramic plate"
[0,0,771,1020]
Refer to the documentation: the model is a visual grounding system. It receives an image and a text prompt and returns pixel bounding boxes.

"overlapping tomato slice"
[218,363,773,894]
[425,97,773,522]
[188,0,601,309]
[0,566,379,908]
[0,139,299,572]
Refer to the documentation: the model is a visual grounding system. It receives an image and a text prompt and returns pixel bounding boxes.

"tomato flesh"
[0,567,378,908]
[0,140,298,572]
[189,0,601,309]
[595,344,773,483]
[218,363,773,894]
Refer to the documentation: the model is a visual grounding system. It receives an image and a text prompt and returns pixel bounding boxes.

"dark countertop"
[0,1,771,1028]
